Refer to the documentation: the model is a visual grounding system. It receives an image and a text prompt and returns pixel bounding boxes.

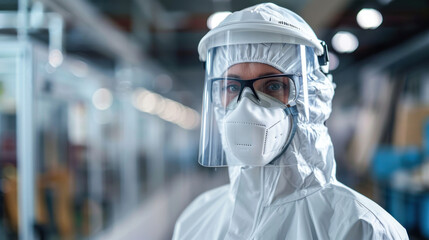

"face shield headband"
[198,43,316,167]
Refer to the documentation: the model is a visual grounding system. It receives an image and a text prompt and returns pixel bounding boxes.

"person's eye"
[226,84,240,93]
[265,81,286,92]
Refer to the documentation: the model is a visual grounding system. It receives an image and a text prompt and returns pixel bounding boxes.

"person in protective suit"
[173,3,408,240]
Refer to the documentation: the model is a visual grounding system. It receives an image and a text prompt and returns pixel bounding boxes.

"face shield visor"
[199,42,316,167]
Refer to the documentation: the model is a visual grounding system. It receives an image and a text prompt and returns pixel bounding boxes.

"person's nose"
[238,87,259,103]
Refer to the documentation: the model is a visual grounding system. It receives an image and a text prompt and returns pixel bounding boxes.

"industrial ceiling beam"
[40,0,143,65]
[299,0,352,35]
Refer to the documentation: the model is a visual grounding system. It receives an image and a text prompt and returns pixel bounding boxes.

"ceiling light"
[331,31,359,53]
[357,8,383,29]
[71,60,89,78]
[92,88,113,110]
[49,49,63,68]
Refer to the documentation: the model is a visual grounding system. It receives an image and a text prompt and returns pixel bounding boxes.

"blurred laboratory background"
[0,0,428,239]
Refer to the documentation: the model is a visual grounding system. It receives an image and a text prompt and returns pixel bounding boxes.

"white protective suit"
[173,3,408,240]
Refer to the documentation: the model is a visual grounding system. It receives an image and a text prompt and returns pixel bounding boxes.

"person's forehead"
[226,62,282,79]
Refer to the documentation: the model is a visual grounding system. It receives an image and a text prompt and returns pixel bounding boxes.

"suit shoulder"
[173,185,229,240]
[176,184,229,223]
[338,213,408,240]
[325,183,408,239]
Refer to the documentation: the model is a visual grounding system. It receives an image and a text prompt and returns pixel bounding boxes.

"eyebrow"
[226,72,281,79]
[258,72,281,77]
[225,74,241,79]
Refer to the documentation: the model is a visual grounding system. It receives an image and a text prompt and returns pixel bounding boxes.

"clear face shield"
[199,43,315,167]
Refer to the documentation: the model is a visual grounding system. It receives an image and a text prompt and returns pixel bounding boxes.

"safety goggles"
[210,74,298,109]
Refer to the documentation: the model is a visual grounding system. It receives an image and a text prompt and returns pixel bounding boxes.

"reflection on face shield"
[211,74,298,109]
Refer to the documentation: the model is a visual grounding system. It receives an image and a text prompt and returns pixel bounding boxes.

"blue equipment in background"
[372,120,429,238]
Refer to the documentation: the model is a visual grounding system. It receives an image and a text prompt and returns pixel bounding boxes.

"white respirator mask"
[217,88,297,166]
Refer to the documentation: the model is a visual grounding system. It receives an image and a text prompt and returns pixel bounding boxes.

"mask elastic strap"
[268,105,298,165]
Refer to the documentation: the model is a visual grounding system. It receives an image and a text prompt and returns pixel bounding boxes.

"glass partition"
[32,45,123,239]
[0,41,19,240]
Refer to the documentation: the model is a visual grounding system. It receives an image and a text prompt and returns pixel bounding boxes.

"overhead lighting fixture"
[331,31,359,53]
[207,11,231,29]
[132,88,200,130]
[356,8,383,29]
[71,60,89,78]
[92,88,113,110]
[49,49,63,68]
